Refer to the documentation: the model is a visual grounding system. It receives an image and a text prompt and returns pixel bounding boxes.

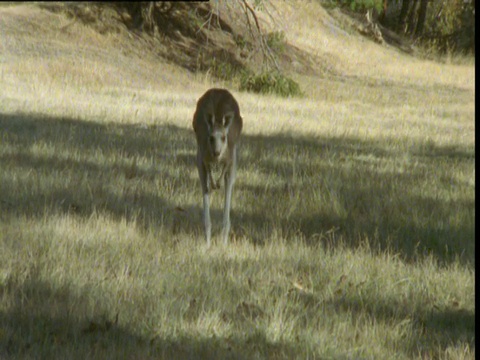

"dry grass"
[0,2,475,359]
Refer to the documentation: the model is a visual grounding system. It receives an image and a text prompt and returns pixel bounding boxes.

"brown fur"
[192,88,243,245]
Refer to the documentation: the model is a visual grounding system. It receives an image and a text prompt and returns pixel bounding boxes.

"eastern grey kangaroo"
[192,88,243,246]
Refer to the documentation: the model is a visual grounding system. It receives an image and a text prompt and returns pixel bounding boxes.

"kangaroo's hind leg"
[222,149,237,245]
[197,156,212,247]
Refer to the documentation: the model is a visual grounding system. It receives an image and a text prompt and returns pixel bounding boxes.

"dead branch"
[365,8,414,54]
[240,0,279,71]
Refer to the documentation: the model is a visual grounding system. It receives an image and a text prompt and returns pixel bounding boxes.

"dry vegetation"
[0,2,474,359]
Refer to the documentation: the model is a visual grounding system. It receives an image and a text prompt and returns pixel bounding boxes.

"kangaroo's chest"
[209,159,225,173]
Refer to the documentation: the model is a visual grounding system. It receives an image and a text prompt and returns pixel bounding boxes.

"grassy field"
[0,2,475,359]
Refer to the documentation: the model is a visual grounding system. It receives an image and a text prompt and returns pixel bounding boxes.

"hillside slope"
[1,2,474,145]
[1,2,474,92]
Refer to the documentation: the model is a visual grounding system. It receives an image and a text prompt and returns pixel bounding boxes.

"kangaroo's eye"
[210,136,215,143]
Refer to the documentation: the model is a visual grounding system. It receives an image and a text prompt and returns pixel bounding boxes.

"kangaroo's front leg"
[203,192,212,247]
[208,166,219,190]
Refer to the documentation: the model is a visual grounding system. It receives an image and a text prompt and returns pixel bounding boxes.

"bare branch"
[240,0,279,71]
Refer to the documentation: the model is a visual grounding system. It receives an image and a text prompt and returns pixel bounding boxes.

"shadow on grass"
[324,293,475,358]
[238,132,474,267]
[0,111,475,358]
[0,111,475,266]
[0,112,192,233]
[0,277,298,360]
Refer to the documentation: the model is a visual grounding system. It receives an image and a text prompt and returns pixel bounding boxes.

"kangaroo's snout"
[210,131,226,159]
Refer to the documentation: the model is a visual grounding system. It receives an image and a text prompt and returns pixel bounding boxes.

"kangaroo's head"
[205,111,234,159]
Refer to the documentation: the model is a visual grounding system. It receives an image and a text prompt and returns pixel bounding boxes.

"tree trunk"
[141,1,156,34]
[397,0,412,33]
[414,0,429,36]
[377,0,387,24]
[406,0,419,35]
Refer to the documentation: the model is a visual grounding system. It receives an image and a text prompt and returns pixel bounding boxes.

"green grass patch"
[266,31,287,53]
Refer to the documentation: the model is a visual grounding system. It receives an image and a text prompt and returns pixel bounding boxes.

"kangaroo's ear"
[223,112,235,128]
[205,114,215,129]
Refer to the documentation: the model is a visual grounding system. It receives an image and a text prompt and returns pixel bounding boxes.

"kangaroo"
[192,88,243,246]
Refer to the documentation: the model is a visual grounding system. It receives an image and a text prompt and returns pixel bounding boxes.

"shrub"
[239,71,303,98]
[265,31,286,53]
